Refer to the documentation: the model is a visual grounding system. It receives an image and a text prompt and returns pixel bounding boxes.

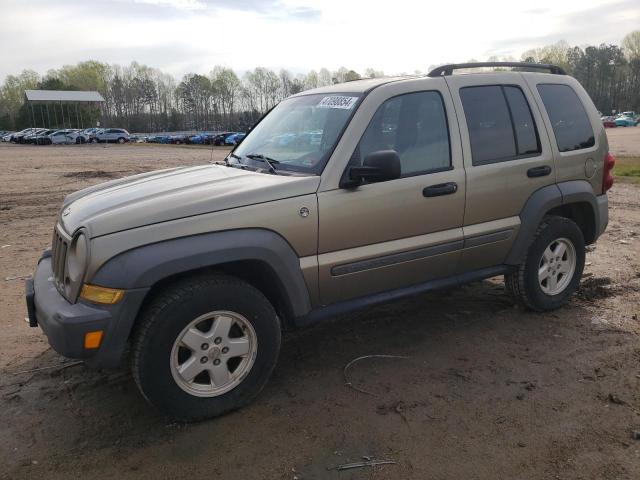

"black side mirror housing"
[343,150,401,187]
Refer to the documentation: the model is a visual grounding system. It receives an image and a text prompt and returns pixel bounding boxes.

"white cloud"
[0,0,636,81]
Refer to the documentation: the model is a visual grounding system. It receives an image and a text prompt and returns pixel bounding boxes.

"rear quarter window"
[537,84,595,152]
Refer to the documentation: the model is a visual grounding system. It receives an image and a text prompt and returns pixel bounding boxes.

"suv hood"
[61,164,320,237]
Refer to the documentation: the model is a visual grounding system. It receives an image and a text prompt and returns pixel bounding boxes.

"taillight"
[603,152,615,192]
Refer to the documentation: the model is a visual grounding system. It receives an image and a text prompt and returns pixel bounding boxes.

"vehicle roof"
[294,71,568,96]
[292,77,408,96]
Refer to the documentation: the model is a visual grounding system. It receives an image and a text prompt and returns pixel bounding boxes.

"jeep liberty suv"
[26,62,613,421]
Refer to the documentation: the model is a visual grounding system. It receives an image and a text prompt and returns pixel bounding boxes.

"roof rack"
[427,62,566,77]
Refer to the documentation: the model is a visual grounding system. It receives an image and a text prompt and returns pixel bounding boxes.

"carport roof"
[25,90,105,103]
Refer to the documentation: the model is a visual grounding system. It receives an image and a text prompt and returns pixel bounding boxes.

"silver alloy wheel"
[538,237,576,295]
[170,311,258,397]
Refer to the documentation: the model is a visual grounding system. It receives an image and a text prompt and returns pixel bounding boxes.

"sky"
[0,0,638,82]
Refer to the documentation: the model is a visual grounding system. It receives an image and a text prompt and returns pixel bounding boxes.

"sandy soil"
[0,139,639,480]
[606,126,640,156]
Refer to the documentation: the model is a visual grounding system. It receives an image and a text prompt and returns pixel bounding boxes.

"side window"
[357,91,451,177]
[537,84,595,152]
[504,86,540,155]
[460,85,541,166]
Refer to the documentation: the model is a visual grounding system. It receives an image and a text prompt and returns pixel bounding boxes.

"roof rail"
[427,62,567,77]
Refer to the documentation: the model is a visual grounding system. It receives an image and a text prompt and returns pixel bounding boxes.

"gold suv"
[26,62,614,420]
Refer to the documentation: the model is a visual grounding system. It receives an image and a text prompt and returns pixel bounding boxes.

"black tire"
[131,273,281,421]
[505,215,585,312]
[117,137,125,144]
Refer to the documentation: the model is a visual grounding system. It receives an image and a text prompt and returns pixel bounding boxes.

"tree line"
[0,31,638,133]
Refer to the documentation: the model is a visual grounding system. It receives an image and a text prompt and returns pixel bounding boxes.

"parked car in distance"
[21,128,50,144]
[189,133,214,144]
[0,130,15,141]
[144,134,170,144]
[601,116,617,128]
[210,132,237,146]
[619,111,637,119]
[614,115,638,127]
[170,134,189,144]
[79,128,101,143]
[224,132,246,145]
[2,134,11,142]
[32,129,58,145]
[26,129,56,144]
[26,62,613,421]
[48,129,81,145]
[96,128,130,143]
[10,128,40,143]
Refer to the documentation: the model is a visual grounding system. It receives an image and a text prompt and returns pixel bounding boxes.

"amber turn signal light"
[80,284,124,305]
[84,330,103,349]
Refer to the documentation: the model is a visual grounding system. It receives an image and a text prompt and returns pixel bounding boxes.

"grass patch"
[615,156,640,184]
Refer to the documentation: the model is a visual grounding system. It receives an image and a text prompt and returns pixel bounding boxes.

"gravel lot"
[0,133,639,480]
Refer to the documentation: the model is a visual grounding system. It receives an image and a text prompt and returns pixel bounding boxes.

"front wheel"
[505,216,585,311]
[131,274,281,421]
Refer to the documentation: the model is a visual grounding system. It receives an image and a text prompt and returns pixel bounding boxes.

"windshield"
[232,93,361,174]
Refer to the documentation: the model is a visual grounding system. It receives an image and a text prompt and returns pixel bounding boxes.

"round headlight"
[67,232,88,283]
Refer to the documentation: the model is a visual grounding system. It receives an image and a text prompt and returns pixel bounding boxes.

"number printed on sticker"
[317,96,358,110]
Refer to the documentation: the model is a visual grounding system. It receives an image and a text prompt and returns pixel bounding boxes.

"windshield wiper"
[246,153,279,174]
[220,152,248,169]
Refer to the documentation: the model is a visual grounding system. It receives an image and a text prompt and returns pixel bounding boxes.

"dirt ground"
[0,132,639,479]
[607,126,640,156]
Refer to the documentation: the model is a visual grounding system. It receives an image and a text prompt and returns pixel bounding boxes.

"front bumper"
[26,254,148,368]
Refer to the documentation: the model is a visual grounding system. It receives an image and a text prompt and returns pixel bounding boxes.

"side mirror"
[344,150,401,187]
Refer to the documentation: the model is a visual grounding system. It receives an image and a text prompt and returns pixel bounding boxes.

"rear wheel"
[505,216,585,311]
[117,137,125,144]
[131,274,281,421]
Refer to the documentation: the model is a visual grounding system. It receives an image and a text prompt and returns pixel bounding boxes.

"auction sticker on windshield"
[317,96,358,110]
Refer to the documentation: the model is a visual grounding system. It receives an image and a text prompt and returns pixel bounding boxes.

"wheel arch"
[506,181,601,265]
[91,228,312,340]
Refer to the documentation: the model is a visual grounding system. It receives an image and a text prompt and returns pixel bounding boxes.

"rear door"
[523,77,605,195]
[445,73,556,272]
[316,79,466,304]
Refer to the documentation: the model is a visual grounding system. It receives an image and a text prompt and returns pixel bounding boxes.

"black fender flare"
[91,229,312,318]
[505,181,599,265]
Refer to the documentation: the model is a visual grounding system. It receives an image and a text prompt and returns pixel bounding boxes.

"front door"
[317,80,466,305]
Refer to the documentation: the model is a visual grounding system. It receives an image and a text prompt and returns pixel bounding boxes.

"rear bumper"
[26,253,148,368]
[596,194,608,239]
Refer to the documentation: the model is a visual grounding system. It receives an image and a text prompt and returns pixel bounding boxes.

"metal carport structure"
[24,90,105,129]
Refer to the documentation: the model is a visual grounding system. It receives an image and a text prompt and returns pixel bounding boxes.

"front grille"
[51,226,70,294]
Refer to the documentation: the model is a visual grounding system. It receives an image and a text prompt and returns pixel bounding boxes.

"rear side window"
[537,84,595,152]
[460,85,541,166]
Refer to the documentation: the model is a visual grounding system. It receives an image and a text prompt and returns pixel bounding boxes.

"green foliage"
[521,31,640,113]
